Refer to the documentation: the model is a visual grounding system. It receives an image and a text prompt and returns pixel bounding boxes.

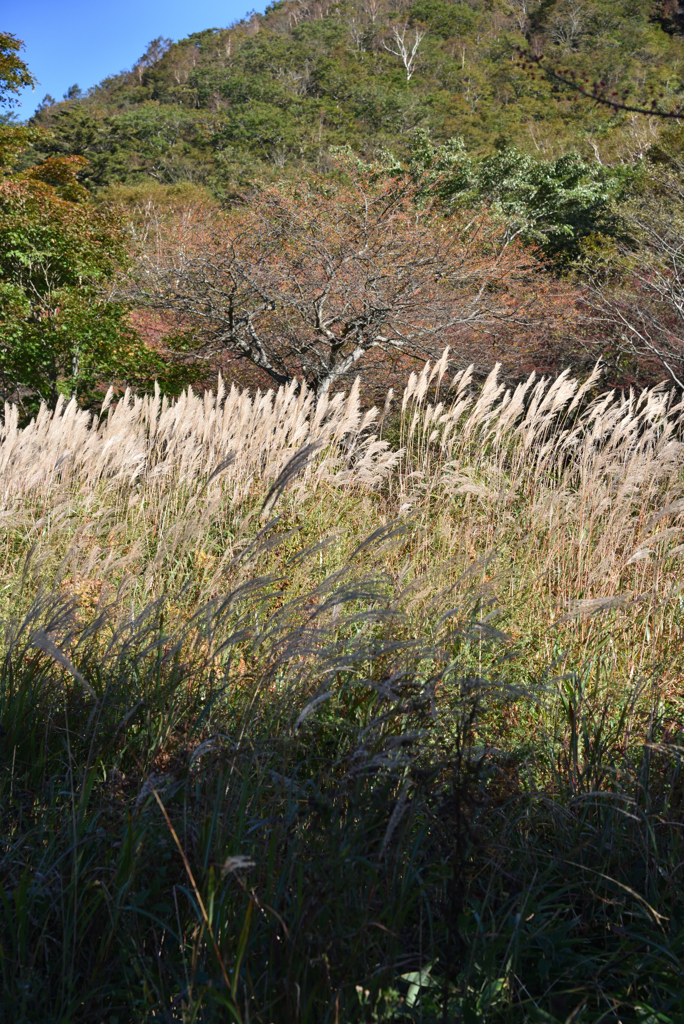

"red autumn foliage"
[130,164,580,397]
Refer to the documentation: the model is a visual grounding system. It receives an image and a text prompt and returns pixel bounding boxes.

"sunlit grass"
[1,355,683,1021]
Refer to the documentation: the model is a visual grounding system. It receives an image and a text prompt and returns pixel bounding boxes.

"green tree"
[0,31,37,115]
[0,128,189,413]
[409,132,633,268]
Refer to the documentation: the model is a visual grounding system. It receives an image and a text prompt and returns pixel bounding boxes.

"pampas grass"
[1,353,683,1023]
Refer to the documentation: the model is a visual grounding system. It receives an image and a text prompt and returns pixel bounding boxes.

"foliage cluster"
[0,41,197,415]
[407,131,635,266]
[0,125,199,414]
[0,31,36,117]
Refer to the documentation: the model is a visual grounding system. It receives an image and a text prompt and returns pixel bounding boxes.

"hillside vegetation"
[29,0,684,188]
[1,4,683,404]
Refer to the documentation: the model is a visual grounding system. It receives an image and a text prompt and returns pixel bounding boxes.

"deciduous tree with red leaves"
[133,163,574,395]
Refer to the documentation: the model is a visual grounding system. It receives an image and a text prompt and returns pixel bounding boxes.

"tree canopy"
[131,159,577,393]
[0,32,37,113]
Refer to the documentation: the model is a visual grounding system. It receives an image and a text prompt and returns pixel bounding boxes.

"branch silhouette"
[516,47,684,120]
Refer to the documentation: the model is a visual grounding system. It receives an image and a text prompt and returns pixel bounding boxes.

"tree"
[0,128,187,412]
[382,23,427,82]
[407,133,633,270]
[132,163,569,395]
[62,84,83,101]
[132,37,173,84]
[0,32,37,111]
[589,144,684,388]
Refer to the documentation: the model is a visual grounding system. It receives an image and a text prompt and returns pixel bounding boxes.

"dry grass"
[1,352,683,1022]
[3,349,683,693]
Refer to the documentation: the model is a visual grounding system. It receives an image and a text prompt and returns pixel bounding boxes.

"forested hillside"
[3,2,684,408]
[29,0,684,189]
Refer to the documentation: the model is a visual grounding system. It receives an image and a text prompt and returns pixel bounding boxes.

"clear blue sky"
[7,0,266,120]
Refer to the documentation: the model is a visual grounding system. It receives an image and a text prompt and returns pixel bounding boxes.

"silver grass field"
[1,352,683,1023]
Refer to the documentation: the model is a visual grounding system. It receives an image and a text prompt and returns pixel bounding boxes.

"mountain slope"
[29,0,684,190]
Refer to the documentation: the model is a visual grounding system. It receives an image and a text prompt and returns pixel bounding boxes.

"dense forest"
[28,0,684,184]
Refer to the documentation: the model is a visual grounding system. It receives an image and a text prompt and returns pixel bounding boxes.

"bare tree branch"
[382,24,426,83]
[130,165,570,394]
[588,167,684,388]
[516,47,684,120]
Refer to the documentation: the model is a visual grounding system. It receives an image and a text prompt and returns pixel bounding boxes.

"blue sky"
[7,0,265,120]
